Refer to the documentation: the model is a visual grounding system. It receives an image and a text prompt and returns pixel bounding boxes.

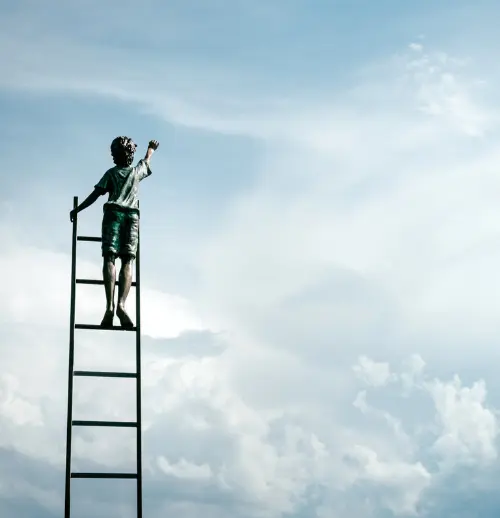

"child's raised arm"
[144,139,159,166]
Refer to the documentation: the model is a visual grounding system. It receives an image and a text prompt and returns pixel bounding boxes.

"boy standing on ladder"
[70,137,159,328]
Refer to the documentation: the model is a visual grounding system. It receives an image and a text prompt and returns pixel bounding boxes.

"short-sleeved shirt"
[95,159,152,212]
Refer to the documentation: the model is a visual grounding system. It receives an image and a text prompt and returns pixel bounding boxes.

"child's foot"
[100,309,114,327]
[116,306,134,328]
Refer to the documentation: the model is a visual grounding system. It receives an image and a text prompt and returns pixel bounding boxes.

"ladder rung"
[75,324,137,331]
[74,370,137,378]
[76,279,137,287]
[72,420,137,428]
[77,236,102,242]
[71,472,137,479]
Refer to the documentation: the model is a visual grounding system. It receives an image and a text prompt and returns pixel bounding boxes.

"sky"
[2,0,500,516]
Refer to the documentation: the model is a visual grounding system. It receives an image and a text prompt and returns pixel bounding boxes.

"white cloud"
[401,43,493,136]
[158,457,213,480]
[353,356,393,387]
[347,444,431,515]
[400,355,427,393]
[427,376,498,467]
[409,42,423,52]
[2,225,500,515]
[0,374,43,427]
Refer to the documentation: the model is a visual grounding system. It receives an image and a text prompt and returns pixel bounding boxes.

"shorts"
[101,207,139,259]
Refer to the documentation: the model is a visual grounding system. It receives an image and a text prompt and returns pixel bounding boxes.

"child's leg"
[103,254,116,313]
[116,212,138,327]
[100,209,120,326]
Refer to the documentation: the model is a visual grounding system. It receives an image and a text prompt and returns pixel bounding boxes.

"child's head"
[110,136,137,166]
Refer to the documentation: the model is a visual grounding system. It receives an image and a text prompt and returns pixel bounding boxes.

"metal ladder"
[64,196,143,518]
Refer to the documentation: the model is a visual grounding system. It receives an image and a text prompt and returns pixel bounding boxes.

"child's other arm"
[69,188,104,222]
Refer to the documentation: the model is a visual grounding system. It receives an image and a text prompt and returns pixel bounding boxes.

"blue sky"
[3,0,500,517]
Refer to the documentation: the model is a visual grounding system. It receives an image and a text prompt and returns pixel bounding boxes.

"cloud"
[4,226,498,517]
[1,17,487,157]
[158,457,213,480]
[346,444,430,515]
[0,449,62,517]
[353,356,393,387]
[401,42,493,136]
[427,376,498,467]
[349,357,499,516]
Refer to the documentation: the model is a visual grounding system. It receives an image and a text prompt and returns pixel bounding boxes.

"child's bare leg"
[101,254,116,326]
[116,256,134,327]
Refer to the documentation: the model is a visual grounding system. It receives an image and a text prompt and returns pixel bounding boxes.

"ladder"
[64,196,143,518]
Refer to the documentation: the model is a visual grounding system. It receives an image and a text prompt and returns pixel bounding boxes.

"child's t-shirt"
[95,159,152,212]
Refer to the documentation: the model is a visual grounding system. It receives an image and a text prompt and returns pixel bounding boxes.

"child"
[70,137,159,327]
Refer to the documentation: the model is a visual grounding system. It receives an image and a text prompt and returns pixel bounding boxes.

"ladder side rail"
[135,210,143,518]
[64,196,79,518]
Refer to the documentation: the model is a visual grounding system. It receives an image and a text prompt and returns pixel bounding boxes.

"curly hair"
[110,136,137,167]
